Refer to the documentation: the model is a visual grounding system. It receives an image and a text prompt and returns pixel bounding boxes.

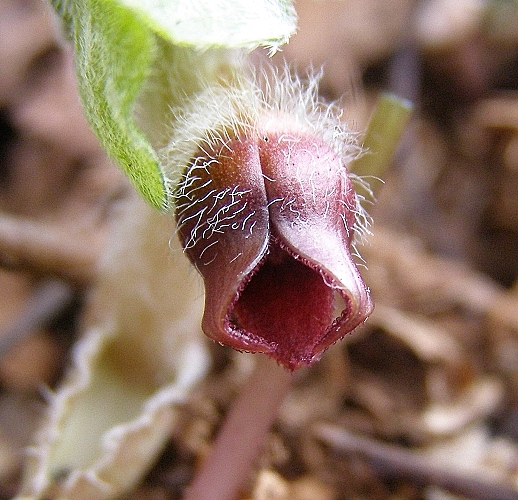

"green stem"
[352,93,413,194]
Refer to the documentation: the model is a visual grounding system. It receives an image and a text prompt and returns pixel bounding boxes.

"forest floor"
[1,1,518,499]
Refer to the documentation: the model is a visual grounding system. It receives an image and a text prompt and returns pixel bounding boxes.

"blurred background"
[1,0,518,499]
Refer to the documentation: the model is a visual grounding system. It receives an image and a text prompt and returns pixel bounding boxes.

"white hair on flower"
[162,65,372,244]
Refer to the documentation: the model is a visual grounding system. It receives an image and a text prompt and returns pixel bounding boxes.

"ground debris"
[2,1,518,499]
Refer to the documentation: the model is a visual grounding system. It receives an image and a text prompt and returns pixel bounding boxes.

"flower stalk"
[183,355,292,500]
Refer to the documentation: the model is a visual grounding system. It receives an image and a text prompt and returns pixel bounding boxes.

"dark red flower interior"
[231,243,336,370]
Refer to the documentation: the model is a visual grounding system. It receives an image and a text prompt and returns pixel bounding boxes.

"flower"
[169,70,373,370]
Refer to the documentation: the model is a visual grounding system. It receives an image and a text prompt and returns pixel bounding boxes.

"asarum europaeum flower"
[166,69,373,370]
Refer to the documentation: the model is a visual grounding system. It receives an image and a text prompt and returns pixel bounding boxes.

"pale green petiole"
[352,93,413,195]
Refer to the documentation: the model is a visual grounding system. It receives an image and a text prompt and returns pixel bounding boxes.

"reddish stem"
[183,354,292,500]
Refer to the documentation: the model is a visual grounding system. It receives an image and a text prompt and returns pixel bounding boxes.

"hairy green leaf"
[52,0,297,209]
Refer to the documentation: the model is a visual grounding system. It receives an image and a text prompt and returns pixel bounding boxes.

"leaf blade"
[56,0,167,209]
[52,0,297,210]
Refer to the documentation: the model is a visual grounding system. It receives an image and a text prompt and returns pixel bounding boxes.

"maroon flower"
[175,120,373,370]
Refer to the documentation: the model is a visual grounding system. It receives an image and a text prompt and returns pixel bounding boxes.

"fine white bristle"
[162,65,372,244]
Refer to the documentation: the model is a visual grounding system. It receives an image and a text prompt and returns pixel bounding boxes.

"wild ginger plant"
[15,1,411,499]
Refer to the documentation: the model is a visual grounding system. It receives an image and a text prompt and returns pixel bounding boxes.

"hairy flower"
[169,70,373,370]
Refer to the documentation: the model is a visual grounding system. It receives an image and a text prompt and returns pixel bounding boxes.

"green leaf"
[53,0,166,209]
[51,0,297,210]
[120,0,297,50]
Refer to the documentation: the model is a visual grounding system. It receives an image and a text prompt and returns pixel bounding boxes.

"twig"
[0,279,74,358]
[183,355,293,500]
[314,423,518,500]
[0,213,101,284]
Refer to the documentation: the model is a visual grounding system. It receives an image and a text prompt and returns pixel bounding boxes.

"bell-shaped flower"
[169,71,373,370]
